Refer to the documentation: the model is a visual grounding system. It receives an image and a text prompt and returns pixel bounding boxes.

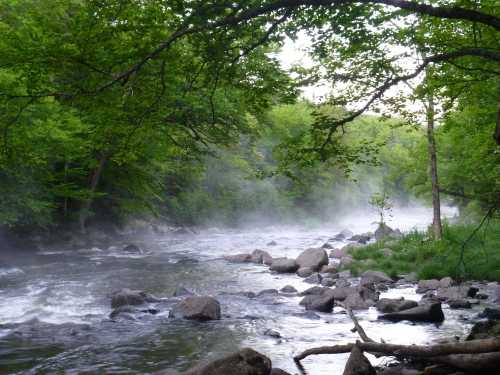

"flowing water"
[1,205,481,375]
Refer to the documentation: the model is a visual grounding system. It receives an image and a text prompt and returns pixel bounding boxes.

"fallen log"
[432,352,500,374]
[294,337,500,361]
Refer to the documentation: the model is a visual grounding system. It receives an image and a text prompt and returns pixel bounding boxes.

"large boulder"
[374,223,401,241]
[182,348,271,375]
[269,258,298,273]
[436,285,476,301]
[343,345,376,375]
[344,292,372,310]
[297,267,314,278]
[379,302,445,323]
[416,279,441,293]
[376,298,418,313]
[170,296,221,321]
[111,289,159,309]
[331,286,358,301]
[300,289,336,312]
[360,270,392,286]
[224,254,252,263]
[296,248,329,271]
[321,264,338,274]
[251,250,273,265]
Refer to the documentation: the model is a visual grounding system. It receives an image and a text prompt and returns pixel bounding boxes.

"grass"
[343,220,500,281]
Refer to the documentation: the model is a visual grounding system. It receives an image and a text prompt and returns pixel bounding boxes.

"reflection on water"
[0,206,477,375]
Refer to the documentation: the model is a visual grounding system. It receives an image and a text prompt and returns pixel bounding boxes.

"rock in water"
[170,296,221,321]
[300,289,336,312]
[360,270,392,285]
[223,254,252,263]
[343,345,376,375]
[280,285,297,293]
[123,244,142,253]
[379,302,445,323]
[111,288,158,308]
[182,348,271,375]
[295,248,328,271]
[466,320,500,340]
[269,258,299,273]
[376,298,418,313]
[251,249,273,265]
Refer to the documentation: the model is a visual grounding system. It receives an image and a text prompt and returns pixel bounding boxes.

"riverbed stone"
[182,348,271,375]
[436,286,475,301]
[321,278,336,287]
[170,296,221,321]
[122,244,142,253]
[335,279,351,288]
[304,273,322,284]
[299,286,326,296]
[297,267,314,278]
[344,292,372,310]
[269,258,298,273]
[296,248,329,271]
[280,285,297,293]
[223,253,252,263]
[417,279,441,293]
[379,302,445,323]
[331,286,357,301]
[448,299,472,309]
[360,270,392,286]
[300,289,336,312]
[440,277,454,288]
[251,249,273,265]
[111,289,158,309]
[376,298,418,313]
[320,264,338,273]
[343,345,376,375]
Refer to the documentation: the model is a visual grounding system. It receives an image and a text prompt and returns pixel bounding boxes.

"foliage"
[369,192,393,225]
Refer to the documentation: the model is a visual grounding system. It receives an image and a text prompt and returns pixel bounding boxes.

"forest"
[0,1,499,375]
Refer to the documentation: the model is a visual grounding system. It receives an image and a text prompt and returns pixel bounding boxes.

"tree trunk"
[426,94,442,240]
[79,153,108,234]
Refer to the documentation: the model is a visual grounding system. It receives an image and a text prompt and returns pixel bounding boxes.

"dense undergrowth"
[344,221,500,282]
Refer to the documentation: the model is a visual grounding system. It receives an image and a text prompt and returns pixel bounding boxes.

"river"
[1,205,481,375]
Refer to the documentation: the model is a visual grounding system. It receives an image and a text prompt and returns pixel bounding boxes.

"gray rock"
[375,223,401,241]
[335,279,351,288]
[416,279,441,293]
[329,248,346,259]
[271,369,292,375]
[270,258,298,273]
[300,289,336,312]
[343,345,376,375]
[280,285,297,293]
[173,286,195,297]
[330,286,357,301]
[320,264,338,273]
[466,320,500,340]
[338,270,352,278]
[251,249,273,265]
[436,286,475,301]
[296,248,329,271]
[321,278,336,287]
[264,329,281,338]
[267,241,277,246]
[304,273,322,284]
[299,286,326,296]
[322,243,334,249]
[348,234,371,244]
[224,253,252,263]
[182,348,271,375]
[257,289,279,297]
[379,302,445,323]
[297,267,314,278]
[111,289,158,309]
[479,307,500,320]
[360,270,392,285]
[376,298,418,313]
[344,292,373,310]
[448,299,472,309]
[170,296,221,321]
[123,244,142,253]
[440,277,454,288]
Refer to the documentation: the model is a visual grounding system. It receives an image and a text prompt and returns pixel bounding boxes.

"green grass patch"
[343,220,500,281]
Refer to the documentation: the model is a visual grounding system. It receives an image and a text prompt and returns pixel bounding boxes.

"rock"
[330,248,346,259]
[344,292,372,310]
[223,254,252,263]
[335,279,351,288]
[402,272,418,282]
[378,248,394,257]
[173,286,195,297]
[348,234,371,244]
[360,270,392,286]
[376,283,389,292]
[304,273,322,284]
[123,244,142,253]
[271,369,291,375]
[376,298,418,313]
[331,286,357,301]
[111,289,159,309]
[322,243,334,249]
[321,278,336,287]
[257,289,279,297]
[340,255,354,266]
[264,329,281,338]
[300,289,336,312]
[109,305,159,319]
[321,264,338,273]
[280,285,297,293]
[170,296,221,321]
[374,223,401,241]
[182,348,271,375]
[343,345,376,375]
[436,286,475,301]
[338,270,352,278]
[299,286,326,296]
[479,307,500,320]
[293,311,321,320]
[440,277,454,288]
[297,267,314,278]
[417,279,441,293]
[448,300,472,309]
[340,229,354,238]
[466,320,500,340]
[296,248,329,271]
[251,249,273,265]
[267,241,277,246]
[269,258,298,273]
[379,302,445,323]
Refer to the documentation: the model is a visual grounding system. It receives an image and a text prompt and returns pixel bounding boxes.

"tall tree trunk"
[79,154,108,234]
[426,95,443,240]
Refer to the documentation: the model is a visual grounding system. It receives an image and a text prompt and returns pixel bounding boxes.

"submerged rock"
[173,286,195,297]
[182,348,271,375]
[343,345,376,375]
[267,241,277,246]
[170,296,221,321]
[270,258,298,273]
[122,244,142,253]
[329,248,346,259]
[379,302,445,323]
[296,248,329,271]
[111,288,159,309]
[223,254,252,263]
[280,285,297,294]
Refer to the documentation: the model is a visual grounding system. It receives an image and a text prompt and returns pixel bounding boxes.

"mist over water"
[0,203,466,375]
